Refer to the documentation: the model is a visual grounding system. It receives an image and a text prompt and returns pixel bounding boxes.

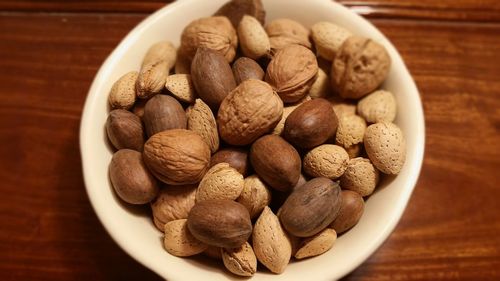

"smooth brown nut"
[232,57,265,85]
[303,144,349,179]
[238,15,270,60]
[266,44,318,103]
[250,135,301,192]
[331,36,391,99]
[309,68,332,99]
[218,79,283,145]
[222,242,257,277]
[143,95,187,137]
[187,199,252,248]
[210,147,249,176]
[253,206,292,274]
[214,0,265,28]
[175,48,191,74]
[294,228,337,259]
[364,122,406,174]
[283,98,338,149]
[106,109,144,151]
[340,157,379,197]
[186,99,219,153]
[191,47,237,110]
[163,219,208,257]
[108,71,138,110]
[143,129,211,185]
[151,184,197,231]
[165,74,197,104]
[237,175,272,219]
[311,22,352,61]
[136,41,176,99]
[272,96,311,135]
[279,177,342,237]
[265,19,311,53]
[109,149,159,204]
[357,90,397,123]
[196,163,244,202]
[330,190,365,233]
[180,16,237,62]
[336,114,367,148]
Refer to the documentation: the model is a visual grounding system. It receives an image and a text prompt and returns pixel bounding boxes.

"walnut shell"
[364,122,406,174]
[265,19,311,53]
[265,44,318,103]
[196,163,244,202]
[218,79,283,145]
[143,129,211,185]
[237,175,272,219]
[303,144,349,179]
[186,99,219,153]
[180,16,238,62]
[331,36,391,99]
[151,184,197,231]
[357,90,397,123]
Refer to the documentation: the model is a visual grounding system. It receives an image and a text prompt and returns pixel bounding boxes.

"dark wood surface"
[0,1,499,280]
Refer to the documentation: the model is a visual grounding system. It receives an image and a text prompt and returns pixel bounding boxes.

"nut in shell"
[331,36,391,99]
[265,18,311,53]
[151,184,197,231]
[186,99,219,153]
[265,44,318,103]
[272,96,311,135]
[106,109,144,151]
[222,242,257,277]
[335,114,367,148]
[214,0,266,28]
[210,147,249,176]
[108,71,138,110]
[180,16,238,62]
[330,190,365,233]
[238,15,270,60]
[218,79,283,145]
[311,22,352,61]
[294,228,337,259]
[163,219,208,257]
[196,163,244,202]
[340,157,379,197]
[165,74,197,104]
[309,68,331,99]
[143,129,210,185]
[142,95,187,137]
[364,122,406,174]
[232,57,265,84]
[357,90,397,123]
[253,206,292,274]
[237,175,272,219]
[303,144,349,179]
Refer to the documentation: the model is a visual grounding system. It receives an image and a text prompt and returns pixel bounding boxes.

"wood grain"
[0,0,499,22]
[0,3,499,281]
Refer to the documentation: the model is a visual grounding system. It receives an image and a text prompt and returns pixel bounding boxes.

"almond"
[238,15,270,60]
[335,114,367,148]
[311,22,352,61]
[186,99,219,153]
[163,219,208,257]
[222,242,257,277]
[294,228,337,259]
[364,122,406,174]
[165,74,197,104]
[196,163,244,202]
[357,90,397,123]
[303,144,349,179]
[108,71,138,110]
[237,175,272,219]
[340,157,379,197]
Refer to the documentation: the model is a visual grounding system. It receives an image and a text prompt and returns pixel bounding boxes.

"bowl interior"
[80,0,425,280]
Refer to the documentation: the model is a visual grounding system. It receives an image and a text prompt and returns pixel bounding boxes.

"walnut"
[331,36,391,99]
[180,16,238,62]
[265,18,311,54]
[265,44,318,103]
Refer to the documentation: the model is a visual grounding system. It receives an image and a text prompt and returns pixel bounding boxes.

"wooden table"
[1,1,499,280]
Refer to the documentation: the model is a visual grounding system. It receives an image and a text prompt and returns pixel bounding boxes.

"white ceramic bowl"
[80,0,425,280]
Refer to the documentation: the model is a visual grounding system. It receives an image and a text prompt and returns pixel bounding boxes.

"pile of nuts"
[106,0,406,276]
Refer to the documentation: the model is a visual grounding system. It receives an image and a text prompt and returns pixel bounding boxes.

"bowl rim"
[80,0,425,280]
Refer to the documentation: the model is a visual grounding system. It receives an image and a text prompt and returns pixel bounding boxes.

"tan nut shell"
[196,163,244,202]
[151,185,197,231]
[109,71,138,110]
[238,15,270,60]
[309,68,332,99]
[336,114,367,147]
[331,36,391,99]
[340,157,379,197]
[357,90,397,123]
[237,175,272,219]
[294,228,337,259]
[163,219,208,257]
[137,41,177,99]
[253,206,292,274]
[265,18,311,53]
[311,22,352,61]
[222,242,257,277]
[303,144,349,179]
[180,16,238,62]
[143,129,211,185]
[265,44,318,103]
[272,95,311,135]
[186,99,219,153]
[218,79,283,145]
[165,74,197,104]
[345,143,362,159]
[364,122,406,174]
